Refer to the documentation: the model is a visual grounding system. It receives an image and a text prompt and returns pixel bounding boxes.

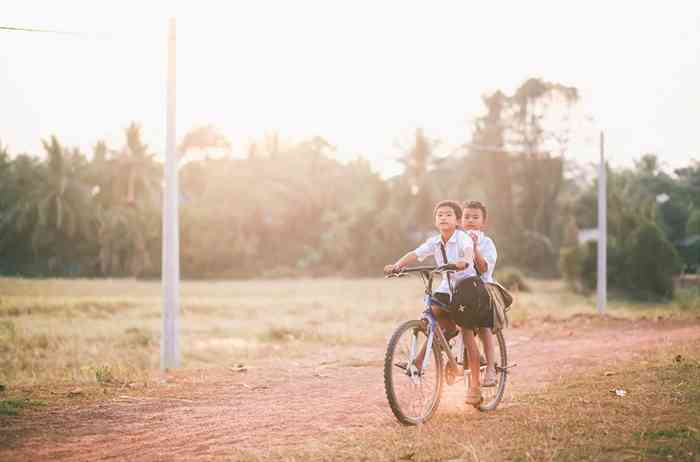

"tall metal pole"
[162,18,180,369]
[597,131,607,314]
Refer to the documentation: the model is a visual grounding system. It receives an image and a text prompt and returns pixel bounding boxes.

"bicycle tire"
[384,319,444,425]
[479,329,508,412]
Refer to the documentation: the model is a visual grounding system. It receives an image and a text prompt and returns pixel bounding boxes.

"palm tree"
[179,125,231,159]
[118,122,162,207]
[89,124,161,276]
[0,137,93,272]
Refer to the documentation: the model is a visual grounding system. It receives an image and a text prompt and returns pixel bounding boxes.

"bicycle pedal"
[395,361,422,377]
[496,363,517,372]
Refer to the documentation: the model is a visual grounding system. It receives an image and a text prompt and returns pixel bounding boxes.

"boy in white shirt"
[384,200,484,406]
[461,200,499,387]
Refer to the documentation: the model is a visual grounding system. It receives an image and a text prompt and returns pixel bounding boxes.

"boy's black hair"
[462,200,488,220]
[433,200,462,220]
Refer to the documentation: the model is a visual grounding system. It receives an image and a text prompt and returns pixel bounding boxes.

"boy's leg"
[478,328,497,386]
[463,327,482,404]
[413,305,457,369]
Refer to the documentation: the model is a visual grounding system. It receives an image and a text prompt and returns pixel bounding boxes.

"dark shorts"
[433,285,494,329]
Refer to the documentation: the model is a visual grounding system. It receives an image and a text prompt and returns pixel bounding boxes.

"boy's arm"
[473,236,497,274]
[384,251,419,273]
[453,258,468,270]
[468,233,489,274]
[473,244,488,274]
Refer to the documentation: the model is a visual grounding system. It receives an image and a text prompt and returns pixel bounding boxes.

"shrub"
[123,327,153,347]
[496,267,530,292]
[94,365,114,384]
[674,287,700,311]
[580,240,628,293]
[624,222,682,298]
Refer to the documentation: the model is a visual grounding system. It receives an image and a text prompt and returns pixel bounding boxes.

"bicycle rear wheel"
[384,319,443,425]
[470,329,508,411]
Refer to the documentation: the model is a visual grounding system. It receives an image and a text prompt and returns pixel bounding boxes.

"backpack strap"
[470,233,483,277]
[439,241,454,299]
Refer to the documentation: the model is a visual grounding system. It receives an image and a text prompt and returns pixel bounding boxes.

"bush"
[496,267,530,292]
[624,222,682,298]
[559,245,584,290]
[674,287,700,311]
[580,240,628,293]
[686,208,700,235]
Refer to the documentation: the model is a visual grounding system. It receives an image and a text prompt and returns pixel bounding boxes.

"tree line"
[1,78,698,297]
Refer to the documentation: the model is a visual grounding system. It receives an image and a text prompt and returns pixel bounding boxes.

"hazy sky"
[2,1,699,176]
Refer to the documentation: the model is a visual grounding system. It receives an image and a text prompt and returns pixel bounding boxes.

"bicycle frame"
[418,298,461,376]
[399,266,462,380]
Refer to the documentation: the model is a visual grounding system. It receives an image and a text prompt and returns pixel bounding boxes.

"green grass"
[0,399,46,416]
[0,277,696,388]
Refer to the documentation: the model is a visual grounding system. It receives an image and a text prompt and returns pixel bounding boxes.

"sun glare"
[1,1,699,171]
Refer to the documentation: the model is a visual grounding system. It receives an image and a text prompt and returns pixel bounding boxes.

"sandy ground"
[2,316,699,461]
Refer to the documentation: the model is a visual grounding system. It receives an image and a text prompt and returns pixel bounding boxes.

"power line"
[0,25,79,36]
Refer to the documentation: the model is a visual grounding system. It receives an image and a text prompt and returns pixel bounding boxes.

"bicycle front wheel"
[384,319,443,425]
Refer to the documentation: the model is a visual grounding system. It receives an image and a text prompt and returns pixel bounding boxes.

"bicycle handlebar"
[384,262,467,277]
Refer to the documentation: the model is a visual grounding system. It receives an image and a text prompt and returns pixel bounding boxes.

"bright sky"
[1,1,699,177]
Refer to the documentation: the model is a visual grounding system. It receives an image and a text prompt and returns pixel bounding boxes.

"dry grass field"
[1,276,697,388]
[1,276,700,461]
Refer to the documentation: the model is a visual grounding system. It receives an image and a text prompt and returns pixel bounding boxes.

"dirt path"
[2,318,700,461]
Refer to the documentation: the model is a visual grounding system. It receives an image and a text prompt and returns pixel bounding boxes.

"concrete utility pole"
[162,18,180,369]
[597,131,607,314]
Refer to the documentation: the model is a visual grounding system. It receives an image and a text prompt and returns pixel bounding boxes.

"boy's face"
[462,208,485,230]
[435,206,459,233]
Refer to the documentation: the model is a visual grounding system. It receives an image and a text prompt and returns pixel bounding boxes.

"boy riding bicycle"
[384,200,485,405]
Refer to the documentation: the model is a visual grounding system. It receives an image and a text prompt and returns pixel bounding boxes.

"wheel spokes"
[391,327,439,421]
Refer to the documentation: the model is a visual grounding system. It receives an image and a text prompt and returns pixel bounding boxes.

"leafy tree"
[462,78,582,273]
[508,79,578,257]
[469,91,515,243]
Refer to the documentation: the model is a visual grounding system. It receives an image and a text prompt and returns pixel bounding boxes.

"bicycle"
[383,264,512,425]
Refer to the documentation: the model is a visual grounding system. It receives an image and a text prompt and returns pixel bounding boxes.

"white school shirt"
[413,230,473,295]
[460,231,498,284]
[413,230,498,295]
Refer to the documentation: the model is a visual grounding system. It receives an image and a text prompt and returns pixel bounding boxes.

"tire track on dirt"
[2,320,699,461]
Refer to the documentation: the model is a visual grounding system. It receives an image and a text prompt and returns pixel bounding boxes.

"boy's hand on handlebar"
[384,264,398,274]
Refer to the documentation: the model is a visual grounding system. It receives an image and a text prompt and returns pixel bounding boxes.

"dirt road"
[2,316,699,461]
